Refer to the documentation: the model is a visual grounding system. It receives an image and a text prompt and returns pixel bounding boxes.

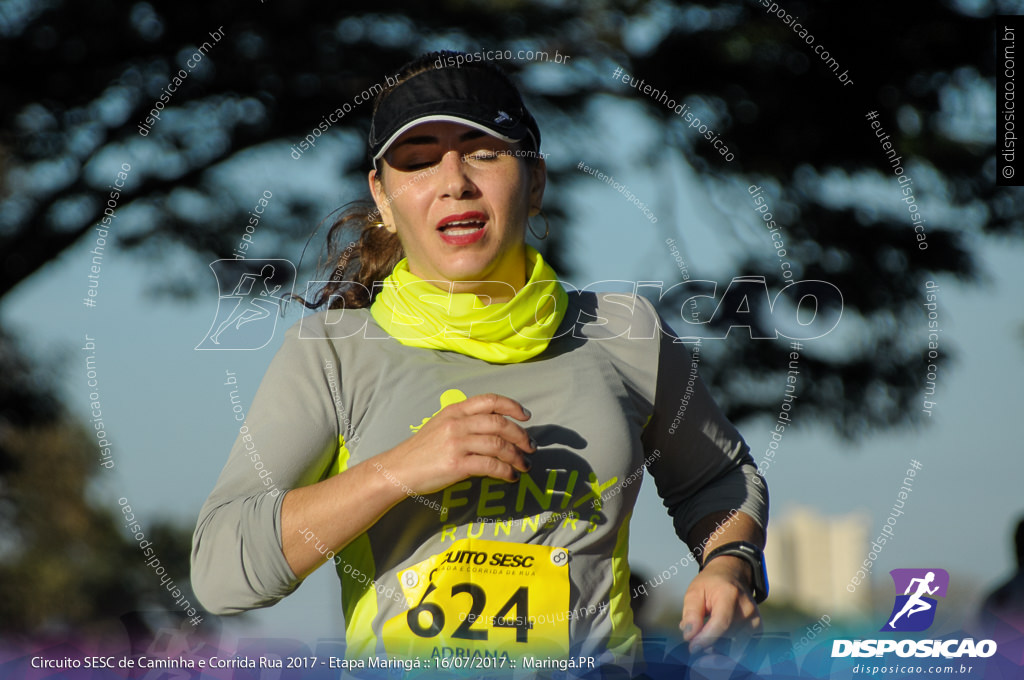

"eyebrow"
[390,129,490,150]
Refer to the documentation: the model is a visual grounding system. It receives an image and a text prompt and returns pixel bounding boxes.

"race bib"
[382,538,570,660]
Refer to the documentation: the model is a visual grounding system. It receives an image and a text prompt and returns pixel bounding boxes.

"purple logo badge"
[882,568,949,632]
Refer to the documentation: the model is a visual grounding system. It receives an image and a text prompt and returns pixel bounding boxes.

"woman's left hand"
[679,555,762,654]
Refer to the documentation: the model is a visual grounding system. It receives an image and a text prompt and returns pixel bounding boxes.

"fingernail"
[529,437,538,450]
[523,407,532,418]
[682,624,693,638]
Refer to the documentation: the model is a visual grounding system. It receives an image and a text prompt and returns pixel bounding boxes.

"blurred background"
[1,0,1021,667]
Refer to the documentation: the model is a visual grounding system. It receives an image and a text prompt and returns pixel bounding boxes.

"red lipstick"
[436,211,488,246]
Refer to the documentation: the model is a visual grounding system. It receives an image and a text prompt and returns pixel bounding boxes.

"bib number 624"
[407,582,532,643]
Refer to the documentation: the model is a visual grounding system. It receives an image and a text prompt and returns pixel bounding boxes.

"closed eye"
[463,151,501,162]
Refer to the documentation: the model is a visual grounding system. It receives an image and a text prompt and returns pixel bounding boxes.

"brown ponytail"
[295,202,404,310]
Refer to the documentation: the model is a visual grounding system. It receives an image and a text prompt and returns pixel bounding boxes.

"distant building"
[765,506,871,617]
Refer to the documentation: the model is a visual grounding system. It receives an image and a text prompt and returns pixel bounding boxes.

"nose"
[436,149,477,199]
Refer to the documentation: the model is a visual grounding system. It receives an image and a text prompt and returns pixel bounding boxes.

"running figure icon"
[889,571,939,628]
[195,258,297,351]
[210,265,282,345]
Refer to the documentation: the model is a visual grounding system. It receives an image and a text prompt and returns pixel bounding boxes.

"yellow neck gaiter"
[370,246,568,364]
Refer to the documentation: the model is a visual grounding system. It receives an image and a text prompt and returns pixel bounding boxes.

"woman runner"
[192,50,769,671]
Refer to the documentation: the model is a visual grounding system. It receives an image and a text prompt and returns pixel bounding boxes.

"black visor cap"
[369,64,540,168]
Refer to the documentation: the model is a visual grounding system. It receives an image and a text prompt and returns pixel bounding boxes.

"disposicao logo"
[882,568,948,632]
[832,568,997,659]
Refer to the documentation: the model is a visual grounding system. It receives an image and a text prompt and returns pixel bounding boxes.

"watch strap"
[700,540,769,603]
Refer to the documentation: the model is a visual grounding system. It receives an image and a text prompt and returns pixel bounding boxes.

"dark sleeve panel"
[641,328,769,550]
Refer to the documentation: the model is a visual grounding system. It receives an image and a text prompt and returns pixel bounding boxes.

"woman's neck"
[415,249,530,305]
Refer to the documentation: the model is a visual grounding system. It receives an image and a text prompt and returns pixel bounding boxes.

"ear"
[367,168,398,233]
[527,157,547,216]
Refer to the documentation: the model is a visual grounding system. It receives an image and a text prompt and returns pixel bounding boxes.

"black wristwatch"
[700,541,769,604]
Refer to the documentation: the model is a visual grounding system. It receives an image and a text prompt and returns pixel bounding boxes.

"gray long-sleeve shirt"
[191,291,768,663]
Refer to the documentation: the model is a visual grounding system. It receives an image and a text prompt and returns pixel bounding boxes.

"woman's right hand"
[280,393,535,578]
[374,393,536,497]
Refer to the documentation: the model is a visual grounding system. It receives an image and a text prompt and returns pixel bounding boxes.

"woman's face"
[368,121,546,301]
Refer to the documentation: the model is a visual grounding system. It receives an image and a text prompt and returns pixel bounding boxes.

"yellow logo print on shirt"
[410,389,468,433]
